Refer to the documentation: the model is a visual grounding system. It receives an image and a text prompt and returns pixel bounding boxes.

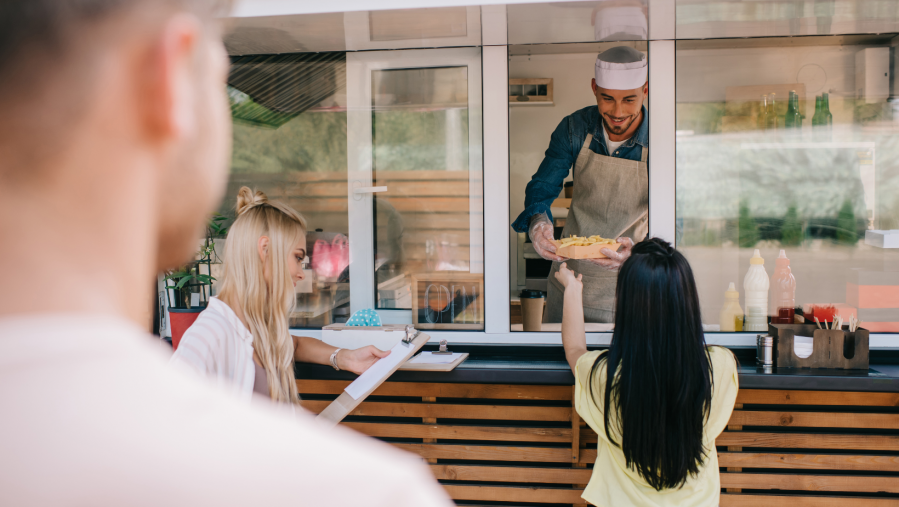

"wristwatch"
[329,348,343,371]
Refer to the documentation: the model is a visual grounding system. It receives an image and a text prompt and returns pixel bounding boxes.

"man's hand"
[584,237,634,271]
[529,214,566,262]
[338,346,391,375]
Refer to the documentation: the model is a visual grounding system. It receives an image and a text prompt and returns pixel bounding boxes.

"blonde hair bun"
[236,186,268,216]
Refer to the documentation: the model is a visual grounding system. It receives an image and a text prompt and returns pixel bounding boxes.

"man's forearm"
[561,286,588,372]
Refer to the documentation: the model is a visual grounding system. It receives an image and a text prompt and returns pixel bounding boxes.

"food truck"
[165,1,899,504]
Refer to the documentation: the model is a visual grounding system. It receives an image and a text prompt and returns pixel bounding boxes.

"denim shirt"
[511,105,649,233]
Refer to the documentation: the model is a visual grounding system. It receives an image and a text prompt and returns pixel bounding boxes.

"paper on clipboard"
[344,341,412,400]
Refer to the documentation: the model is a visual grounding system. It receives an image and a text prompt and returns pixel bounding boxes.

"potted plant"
[164,213,228,349]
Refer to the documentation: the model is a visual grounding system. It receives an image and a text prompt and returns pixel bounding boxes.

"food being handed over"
[553,235,622,259]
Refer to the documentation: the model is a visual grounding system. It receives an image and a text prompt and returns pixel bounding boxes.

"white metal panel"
[648,0,675,41]
[233,1,550,18]
[648,39,676,244]
[481,4,508,46]
[482,45,511,334]
[343,7,481,50]
[345,53,376,312]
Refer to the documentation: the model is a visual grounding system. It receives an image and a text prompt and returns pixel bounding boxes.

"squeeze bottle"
[719,282,744,332]
[771,250,796,324]
[744,249,770,332]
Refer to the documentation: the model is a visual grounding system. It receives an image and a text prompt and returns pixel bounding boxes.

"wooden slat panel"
[297,379,573,400]
[717,432,899,451]
[300,400,571,422]
[737,390,899,407]
[721,472,899,493]
[299,180,471,198]
[720,493,899,506]
[718,452,899,472]
[443,485,584,504]
[286,196,477,213]
[430,464,593,484]
[730,411,899,430]
[403,214,470,229]
[394,443,575,463]
[581,427,899,449]
[231,169,473,184]
[343,422,572,442]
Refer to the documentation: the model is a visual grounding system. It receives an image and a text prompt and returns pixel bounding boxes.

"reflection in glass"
[370,67,484,328]
[676,0,899,39]
[508,1,647,45]
[226,52,351,328]
[675,37,899,334]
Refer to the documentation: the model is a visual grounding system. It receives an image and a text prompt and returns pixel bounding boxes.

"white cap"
[594,46,647,90]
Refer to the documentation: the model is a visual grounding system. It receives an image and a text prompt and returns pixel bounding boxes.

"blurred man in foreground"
[0,1,452,505]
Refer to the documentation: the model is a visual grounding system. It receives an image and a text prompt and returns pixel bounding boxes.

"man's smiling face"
[592,80,648,138]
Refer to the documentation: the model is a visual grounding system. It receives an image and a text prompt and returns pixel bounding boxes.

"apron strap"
[640,145,648,163]
[581,133,593,153]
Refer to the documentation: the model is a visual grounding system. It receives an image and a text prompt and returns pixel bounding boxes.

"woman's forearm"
[561,286,588,372]
[293,335,336,365]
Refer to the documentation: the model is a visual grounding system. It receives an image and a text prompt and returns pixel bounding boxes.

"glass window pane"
[225,52,351,328]
[371,67,484,328]
[676,36,899,334]
[677,0,899,39]
[508,1,648,45]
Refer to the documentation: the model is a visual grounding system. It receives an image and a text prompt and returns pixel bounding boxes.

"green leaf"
[176,277,191,289]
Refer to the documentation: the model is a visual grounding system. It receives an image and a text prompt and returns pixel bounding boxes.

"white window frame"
[345,47,484,322]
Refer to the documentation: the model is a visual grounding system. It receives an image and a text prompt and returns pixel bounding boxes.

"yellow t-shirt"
[574,347,739,507]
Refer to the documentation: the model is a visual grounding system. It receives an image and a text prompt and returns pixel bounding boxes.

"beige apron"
[544,133,648,323]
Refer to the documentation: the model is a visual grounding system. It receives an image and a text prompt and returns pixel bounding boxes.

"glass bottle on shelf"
[812,95,828,141]
[784,91,796,129]
[823,92,833,127]
[765,93,778,130]
[793,92,803,130]
[784,90,802,130]
[812,95,824,127]
[757,94,768,131]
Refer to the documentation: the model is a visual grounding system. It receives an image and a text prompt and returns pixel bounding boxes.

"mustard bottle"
[719,282,744,332]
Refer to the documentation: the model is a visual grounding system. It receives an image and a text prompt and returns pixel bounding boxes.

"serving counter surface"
[296,346,899,392]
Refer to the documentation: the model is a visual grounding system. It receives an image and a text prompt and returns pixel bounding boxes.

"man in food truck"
[512,46,648,323]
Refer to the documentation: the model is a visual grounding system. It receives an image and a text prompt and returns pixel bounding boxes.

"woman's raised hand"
[338,345,391,375]
[554,262,583,290]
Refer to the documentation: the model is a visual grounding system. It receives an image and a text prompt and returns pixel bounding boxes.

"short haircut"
[0,0,230,89]
[0,0,231,181]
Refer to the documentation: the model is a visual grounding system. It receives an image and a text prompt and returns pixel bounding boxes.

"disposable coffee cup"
[520,290,546,332]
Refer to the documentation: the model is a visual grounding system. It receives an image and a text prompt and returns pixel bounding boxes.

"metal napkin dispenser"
[768,323,869,370]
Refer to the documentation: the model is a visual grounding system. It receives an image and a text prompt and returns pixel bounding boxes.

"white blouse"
[170,297,257,402]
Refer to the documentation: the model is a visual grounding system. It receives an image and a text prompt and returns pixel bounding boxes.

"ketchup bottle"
[772,250,796,324]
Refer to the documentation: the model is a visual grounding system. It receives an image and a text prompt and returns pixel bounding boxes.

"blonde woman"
[172,187,389,405]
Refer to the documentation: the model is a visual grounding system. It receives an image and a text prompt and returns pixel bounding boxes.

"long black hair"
[589,238,712,490]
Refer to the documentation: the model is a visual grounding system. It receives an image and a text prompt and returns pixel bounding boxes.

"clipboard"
[316,326,430,426]
[398,352,469,371]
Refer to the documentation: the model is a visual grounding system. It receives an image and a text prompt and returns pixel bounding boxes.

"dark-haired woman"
[556,238,738,506]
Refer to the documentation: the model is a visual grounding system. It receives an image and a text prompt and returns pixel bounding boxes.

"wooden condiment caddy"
[768,323,869,369]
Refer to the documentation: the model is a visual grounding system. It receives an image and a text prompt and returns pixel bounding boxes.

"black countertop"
[296,345,899,393]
